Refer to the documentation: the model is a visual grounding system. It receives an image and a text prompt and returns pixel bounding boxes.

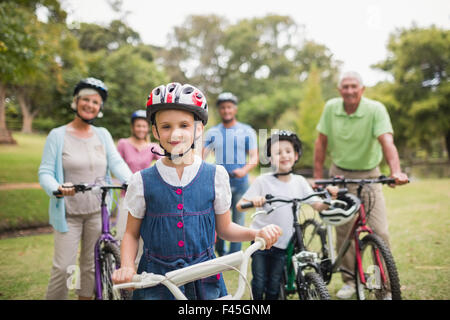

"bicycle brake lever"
[323,189,332,206]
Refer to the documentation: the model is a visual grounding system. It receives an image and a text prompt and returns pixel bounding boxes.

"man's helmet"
[216,92,238,106]
[146,82,208,125]
[319,193,361,226]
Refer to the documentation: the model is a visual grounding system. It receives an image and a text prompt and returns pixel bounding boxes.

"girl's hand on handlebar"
[57,183,75,197]
[255,224,282,249]
[112,266,136,287]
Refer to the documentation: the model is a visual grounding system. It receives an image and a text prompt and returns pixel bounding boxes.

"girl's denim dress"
[132,161,228,300]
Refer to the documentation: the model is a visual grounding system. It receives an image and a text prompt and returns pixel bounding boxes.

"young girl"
[236,130,337,300]
[112,83,281,300]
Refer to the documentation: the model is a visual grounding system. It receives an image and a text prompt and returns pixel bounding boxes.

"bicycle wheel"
[296,271,331,300]
[301,219,327,257]
[278,270,287,300]
[301,219,332,283]
[99,242,131,300]
[355,234,401,300]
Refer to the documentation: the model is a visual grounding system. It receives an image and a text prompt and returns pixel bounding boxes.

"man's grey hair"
[338,71,364,88]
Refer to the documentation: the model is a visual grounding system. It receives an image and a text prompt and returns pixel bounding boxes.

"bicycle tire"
[355,233,401,300]
[99,242,132,300]
[301,219,332,283]
[278,270,287,300]
[296,271,331,300]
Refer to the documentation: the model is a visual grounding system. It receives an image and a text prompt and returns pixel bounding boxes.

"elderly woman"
[39,77,132,300]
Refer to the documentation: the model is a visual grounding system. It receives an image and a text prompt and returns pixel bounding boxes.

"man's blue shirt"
[204,122,257,187]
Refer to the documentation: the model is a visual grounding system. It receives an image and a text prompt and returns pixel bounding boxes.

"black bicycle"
[241,189,346,300]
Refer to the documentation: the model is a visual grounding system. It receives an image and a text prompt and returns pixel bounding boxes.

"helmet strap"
[72,108,96,125]
[273,170,294,178]
[152,121,199,161]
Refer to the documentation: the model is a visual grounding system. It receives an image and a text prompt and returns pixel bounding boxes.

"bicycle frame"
[315,177,393,287]
[113,238,267,300]
[94,187,120,300]
[256,193,330,299]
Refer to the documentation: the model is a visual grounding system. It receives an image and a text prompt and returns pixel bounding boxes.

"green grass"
[0,189,50,232]
[0,133,448,299]
[0,179,448,300]
[0,133,46,183]
[0,234,54,300]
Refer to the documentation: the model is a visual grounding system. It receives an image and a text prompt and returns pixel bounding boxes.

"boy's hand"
[112,266,136,288]
[251,196,266,208]
[326,185,339,200]
[255,224,282,249]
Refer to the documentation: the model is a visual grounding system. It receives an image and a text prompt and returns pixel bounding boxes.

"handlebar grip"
[240,202,254,209]
[53,190,62,196]
[254,237,266,251]
[131,274,143,283]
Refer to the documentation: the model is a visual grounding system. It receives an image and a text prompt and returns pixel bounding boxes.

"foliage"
[373,25,450,159]
[70,19,141,52]
[295,63,325,168]
[95,45,168,138]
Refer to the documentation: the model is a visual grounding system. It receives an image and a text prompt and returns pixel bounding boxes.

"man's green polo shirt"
[316,97,393,170]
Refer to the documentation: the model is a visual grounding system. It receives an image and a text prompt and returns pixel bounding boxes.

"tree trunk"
[445,130,450,162]
[17,87,38,134]
[0,83,17,144]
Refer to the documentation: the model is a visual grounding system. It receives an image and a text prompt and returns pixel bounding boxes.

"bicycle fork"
[94,202,119,300]
[354,205,388,289]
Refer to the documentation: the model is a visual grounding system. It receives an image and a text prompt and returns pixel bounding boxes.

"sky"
[61,0,450,86]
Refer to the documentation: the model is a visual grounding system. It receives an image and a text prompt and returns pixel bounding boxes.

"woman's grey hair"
[338,71,364,88]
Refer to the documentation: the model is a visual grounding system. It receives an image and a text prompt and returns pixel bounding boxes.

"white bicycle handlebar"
[113,237,266,300]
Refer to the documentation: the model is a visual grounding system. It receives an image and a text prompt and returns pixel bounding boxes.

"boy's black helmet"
[266,130,303,159]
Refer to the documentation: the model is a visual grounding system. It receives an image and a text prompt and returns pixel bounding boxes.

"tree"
[295,63,325,168]
[221,15,303,101]
[293,40,341,100]
[161,14,228,94]
[0,1,86,135]
[93,45,168,138]
[0,2,39,142]
[15,16,86,133]
[70,20,141,52]
[374,25,450,160]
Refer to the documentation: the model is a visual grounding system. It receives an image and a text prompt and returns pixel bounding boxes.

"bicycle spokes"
[357,237,394,300]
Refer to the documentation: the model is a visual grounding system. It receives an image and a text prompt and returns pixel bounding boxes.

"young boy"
[112,83,282,300]
[237,130,337,300]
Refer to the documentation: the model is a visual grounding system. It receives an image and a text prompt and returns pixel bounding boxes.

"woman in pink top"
[116,110,161,243]
[117,110,161,173]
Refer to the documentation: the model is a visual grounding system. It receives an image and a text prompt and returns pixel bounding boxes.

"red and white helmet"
[146,82,208,125]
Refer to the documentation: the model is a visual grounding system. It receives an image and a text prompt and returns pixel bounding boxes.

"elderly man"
[314,71,408,299]
[203,92,259,256]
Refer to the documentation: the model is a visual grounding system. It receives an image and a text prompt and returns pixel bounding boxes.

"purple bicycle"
[53,183,130,300]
